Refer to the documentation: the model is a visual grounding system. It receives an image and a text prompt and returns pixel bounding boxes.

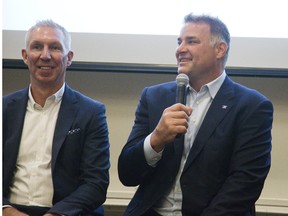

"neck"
[30,83,63,107]
[190,71,223,92]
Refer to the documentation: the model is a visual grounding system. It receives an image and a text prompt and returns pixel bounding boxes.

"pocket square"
[68,128,81,135]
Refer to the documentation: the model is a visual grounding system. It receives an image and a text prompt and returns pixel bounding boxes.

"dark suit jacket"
[3,85,110,216]
[118,76,273,216]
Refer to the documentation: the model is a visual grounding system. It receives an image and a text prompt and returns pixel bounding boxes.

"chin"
[177,68,189,75]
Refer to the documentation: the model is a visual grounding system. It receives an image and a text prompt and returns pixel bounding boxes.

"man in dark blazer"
[3,20,110,216]
[118,14,273,216]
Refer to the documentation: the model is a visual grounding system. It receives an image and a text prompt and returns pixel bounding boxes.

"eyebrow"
[177,36,198,41]
[29,40,63,46]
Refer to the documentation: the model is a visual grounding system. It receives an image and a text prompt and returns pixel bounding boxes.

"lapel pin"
[222,105,228,109]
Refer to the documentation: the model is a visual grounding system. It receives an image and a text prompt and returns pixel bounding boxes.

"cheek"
[26,53,39,64]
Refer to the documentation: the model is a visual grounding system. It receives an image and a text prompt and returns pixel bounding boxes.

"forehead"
[29,26,65,44]
[179,22,211,38]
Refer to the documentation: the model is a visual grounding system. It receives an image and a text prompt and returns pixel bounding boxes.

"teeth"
[40,67,51,70]
[180,58,192,62]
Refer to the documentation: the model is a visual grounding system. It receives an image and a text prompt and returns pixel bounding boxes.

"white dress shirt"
[9,84,65,207]
[144,72,226,215]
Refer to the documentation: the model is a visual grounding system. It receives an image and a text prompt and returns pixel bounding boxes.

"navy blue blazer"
[118,76,273,216]
[3,85,110,216]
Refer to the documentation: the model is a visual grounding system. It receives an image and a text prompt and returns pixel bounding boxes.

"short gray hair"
[184,13,230,64]
[25,19,71,52]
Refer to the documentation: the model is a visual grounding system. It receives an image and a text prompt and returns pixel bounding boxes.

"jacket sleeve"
[118,87,155,187]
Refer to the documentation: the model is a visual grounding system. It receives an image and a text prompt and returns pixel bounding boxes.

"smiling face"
[176,22,226,88]
[22,26,73,90]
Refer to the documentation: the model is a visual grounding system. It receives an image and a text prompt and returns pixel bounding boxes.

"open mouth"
[39,66,52,70]
[179,58,192,62]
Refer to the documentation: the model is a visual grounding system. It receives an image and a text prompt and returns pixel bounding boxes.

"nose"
[40,47,51,60]
[176,42,187,56]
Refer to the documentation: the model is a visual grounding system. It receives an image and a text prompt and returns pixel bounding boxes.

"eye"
[50,45,62,51]
[177,40,182,46]
[187,39,195,44]
[31,44,42,50]
[187,38,200,45]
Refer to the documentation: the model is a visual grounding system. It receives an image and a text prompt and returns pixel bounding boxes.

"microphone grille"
[176,73,189,86]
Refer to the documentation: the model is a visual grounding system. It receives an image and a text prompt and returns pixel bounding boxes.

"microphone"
[176,73,189,104]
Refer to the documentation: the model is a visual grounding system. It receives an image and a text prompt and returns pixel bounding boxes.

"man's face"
[22,26,73,88]
[176,22,219,80]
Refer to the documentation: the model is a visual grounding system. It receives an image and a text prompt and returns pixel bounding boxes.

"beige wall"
[3,30,288,69]
[3,68,288,214]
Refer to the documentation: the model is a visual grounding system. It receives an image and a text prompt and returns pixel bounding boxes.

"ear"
[21,49,29,65]
[215,42,228,59]
[66,50,74,67]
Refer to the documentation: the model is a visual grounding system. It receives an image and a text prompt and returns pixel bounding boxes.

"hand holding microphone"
[150,73,192,152]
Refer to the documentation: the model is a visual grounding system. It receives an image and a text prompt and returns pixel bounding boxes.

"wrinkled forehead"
[181,22,210,33]
[29,26,65,43]
[179,22,212,39]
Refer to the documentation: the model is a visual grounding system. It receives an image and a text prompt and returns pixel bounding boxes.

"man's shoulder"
[3,88,28,102]
[65,86,105,108]
[149,81,175,88]
[232,80,270,102]
[145,81,176,93]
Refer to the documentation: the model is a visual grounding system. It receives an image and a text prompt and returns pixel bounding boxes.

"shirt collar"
[188,71,226,99]
[28,83,65,109]
[205,71,226,99]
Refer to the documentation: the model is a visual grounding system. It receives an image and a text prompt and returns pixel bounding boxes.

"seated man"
[118,13,273,216]
[3,20,110,216]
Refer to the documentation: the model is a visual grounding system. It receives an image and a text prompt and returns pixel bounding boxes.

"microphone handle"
[176,84,187,105]
[175,84,187,138]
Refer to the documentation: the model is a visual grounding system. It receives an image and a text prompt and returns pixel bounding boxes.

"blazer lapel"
[4,88,29,170]
[51,85,78,170]
[5,88,28,135]
[183,77,235,173]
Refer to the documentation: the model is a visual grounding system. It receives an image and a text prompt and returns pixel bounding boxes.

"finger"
[169,103,192,116]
